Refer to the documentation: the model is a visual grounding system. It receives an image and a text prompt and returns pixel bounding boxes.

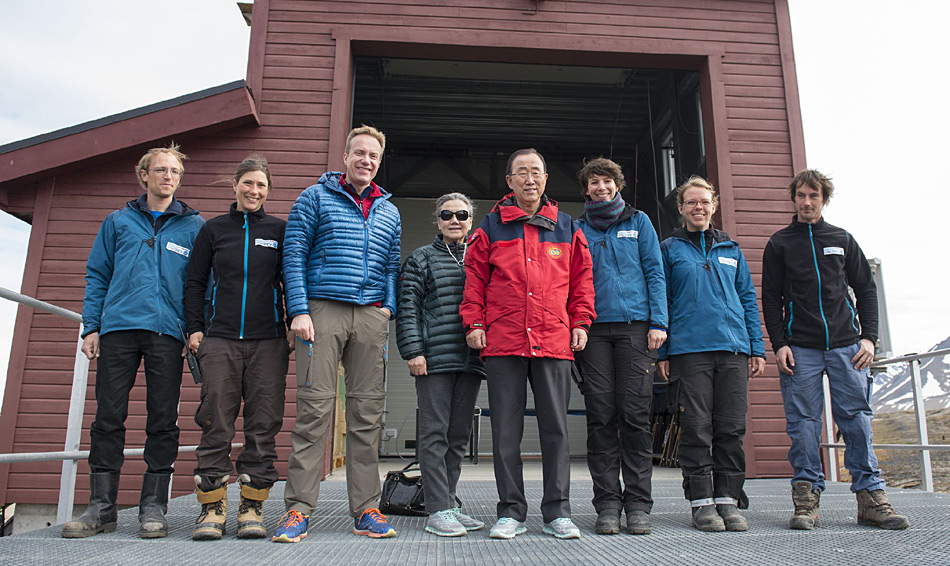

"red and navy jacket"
[460,194,595,360]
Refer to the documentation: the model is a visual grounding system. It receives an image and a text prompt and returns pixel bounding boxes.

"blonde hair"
[135,143,187,189]
[675,175,719,227]
[345,125,386,155]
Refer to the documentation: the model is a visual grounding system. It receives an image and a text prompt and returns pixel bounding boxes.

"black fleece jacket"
[761,215,877,353]
[184,203,286,340]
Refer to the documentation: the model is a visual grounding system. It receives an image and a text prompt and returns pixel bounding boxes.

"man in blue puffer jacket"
[63,144,204,540]
[275,125,402,543]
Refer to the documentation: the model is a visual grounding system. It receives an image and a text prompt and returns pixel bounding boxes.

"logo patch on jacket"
[165,241,191,258]
[255,238,278,249]
[718,257,738,268]
[547,246,563,259]
[823,246,845,256]
[617,230,639,239]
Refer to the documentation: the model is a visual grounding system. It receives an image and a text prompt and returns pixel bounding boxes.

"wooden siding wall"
[1,0,805,504]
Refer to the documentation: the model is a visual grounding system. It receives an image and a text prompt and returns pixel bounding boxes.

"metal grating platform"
[1,478,946,565]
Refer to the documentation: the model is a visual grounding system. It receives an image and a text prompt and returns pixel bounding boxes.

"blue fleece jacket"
[578,205,667,327]
[658,227,765,359]
[82,195,204,340]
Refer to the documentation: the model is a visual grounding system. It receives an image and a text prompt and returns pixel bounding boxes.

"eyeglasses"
[683,200,714,208]
[150,167,183,177]
[509,171,546,181]
[439,209,470,221]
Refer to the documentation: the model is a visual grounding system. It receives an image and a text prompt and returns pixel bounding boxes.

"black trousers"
[485,356,572,523]
[88,330,184,474]
[194,336,289,489]
[575,321,656,514]
[669,351,748,501]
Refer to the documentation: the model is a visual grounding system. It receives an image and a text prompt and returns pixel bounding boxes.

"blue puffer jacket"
[283,172,401,318]
[658,227,765,359]
[82,196,204,340]
[578,205,667,327]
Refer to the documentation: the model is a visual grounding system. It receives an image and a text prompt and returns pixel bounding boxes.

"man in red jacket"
[461,148,595,540]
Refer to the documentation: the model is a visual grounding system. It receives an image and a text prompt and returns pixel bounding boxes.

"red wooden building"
[0,0,804,507]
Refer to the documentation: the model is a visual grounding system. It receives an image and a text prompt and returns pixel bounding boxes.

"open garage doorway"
[352,56,708,240]
[352,56,710,458]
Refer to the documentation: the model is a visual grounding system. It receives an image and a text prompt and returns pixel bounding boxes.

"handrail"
[0,287,81,323]
[821,348,946,492]
[870,347,950,368]
[1,287,92,525]
[0,443,243,464]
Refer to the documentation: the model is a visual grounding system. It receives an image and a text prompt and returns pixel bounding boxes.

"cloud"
[0,212,31,402]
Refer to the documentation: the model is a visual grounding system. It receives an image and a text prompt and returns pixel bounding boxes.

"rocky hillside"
[871,336,950,413]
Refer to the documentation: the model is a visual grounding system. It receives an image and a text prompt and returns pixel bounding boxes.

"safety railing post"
[56,328,90,525]
[821,372,838,482]
[908,359,934,491]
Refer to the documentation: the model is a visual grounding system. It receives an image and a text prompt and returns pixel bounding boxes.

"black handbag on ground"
[379,461,427,516]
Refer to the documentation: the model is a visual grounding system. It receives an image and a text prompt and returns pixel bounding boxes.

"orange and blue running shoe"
[272,510,309,543]
[353,508,397,538]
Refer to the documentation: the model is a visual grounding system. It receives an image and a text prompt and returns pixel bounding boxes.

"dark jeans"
[669,351,748,501]
[415,371,482,512]
[194,336,289,489]
[486,356,572,523]
[575,321,656,513]
[88,330,184,474]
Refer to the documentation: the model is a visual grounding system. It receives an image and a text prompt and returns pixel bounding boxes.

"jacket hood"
[493,193,558,230]
[128,194,199,217]
[671,226,733,244]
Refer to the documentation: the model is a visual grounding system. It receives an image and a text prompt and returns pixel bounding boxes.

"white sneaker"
[543,517,581,539]
[451,507,485,531]
[489,517,526,539]
[425,509,466,537]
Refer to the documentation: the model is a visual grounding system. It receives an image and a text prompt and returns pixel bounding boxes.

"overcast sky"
[1,1,948,400]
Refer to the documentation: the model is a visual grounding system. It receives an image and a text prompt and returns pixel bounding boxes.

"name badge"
[165,241,191,258]
[617,230,639,239]
[718,257,738,268]
[255,238,278,249]
[823,247,844,256]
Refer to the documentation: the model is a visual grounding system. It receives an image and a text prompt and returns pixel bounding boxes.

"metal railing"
[0,287,240,526]
[821,347,950,492]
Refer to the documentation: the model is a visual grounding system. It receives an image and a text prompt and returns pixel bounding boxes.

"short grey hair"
[434,192,475,223]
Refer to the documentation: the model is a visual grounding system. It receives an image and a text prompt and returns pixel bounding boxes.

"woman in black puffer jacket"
[396,193,486,537]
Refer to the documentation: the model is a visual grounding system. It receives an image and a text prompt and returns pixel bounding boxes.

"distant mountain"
[871,336,950,412]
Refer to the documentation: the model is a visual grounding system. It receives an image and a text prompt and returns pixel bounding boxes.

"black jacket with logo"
[185,203,286,340]
[761,215,877,353]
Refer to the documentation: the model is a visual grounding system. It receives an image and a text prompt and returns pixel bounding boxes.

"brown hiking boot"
[193,475,229,540]
[237,474,270,539]
[856,489,909,530]
[789,481,820,530]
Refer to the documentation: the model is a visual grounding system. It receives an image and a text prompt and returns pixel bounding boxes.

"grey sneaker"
[543,517,581,539]
[451,507,485,531]
[489,517,526,539]
[425,509,466,537]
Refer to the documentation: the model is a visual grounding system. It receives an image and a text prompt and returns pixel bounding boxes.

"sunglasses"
[439,209,470,221]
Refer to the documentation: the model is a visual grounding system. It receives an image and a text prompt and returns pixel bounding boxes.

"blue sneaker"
[353,508,397,538]
[272,510,309,543]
